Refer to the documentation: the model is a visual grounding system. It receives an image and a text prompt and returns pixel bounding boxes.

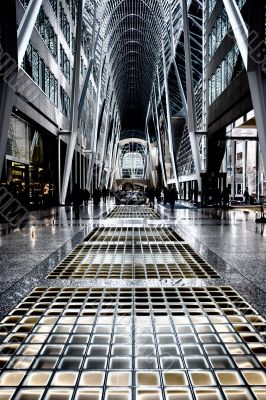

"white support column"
[17,0,43,69]
[58,137,61,201]
[105,113,118,187]
[222,0,248,69]
[109,124,120,190]
[60,0,84,204]
[169,2,188,115]
[147,131,156,186]
[86,50,106,191]
[162,42,179,189]
[181,0,202,191]
[98,95,114,188]
[223,0,266,179]
[152,86,167,187]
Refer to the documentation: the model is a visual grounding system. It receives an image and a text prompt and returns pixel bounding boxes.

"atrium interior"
[0,0,266,399]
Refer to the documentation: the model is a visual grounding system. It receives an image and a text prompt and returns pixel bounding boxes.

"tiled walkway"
[0,201,265,399]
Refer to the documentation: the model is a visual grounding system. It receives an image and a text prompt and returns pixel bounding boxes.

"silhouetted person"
[102,186,109,203]
[169,187,177,212]
[93,188,101,206]
[147,186,155,208]
[83,189,90,206]
[155,187,161,203]
[243,187,249,205]
[222,186,230,208]
[71,184,83,219]
[163,187,169,205]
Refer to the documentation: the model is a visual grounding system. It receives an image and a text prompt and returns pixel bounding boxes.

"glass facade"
[60,2,71,47]
[208,45,244,105]
[60,45,71,83]
[23,42,58,106]
[36,6,58,59]
[208,9,229,60]
[60,86,71,119]
[49,0,58,16]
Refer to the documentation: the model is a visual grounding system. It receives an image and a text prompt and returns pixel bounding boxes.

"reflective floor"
[0,200,265,399]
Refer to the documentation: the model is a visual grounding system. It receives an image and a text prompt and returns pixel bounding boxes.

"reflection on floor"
[47,228,219,280]
[0,287,266,400]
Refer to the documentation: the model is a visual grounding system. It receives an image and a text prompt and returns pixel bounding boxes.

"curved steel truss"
[83,0,202,134]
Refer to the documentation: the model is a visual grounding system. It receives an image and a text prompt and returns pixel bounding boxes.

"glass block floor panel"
[84,227,184,243]
[46,242,220,279]
[106,206,160,219]
[0,286,265,400]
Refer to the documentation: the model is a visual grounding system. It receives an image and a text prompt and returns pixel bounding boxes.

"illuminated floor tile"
[47,241,219,279]
[84,227,184,243]
[0,286,265,400]
[106,206,160,219]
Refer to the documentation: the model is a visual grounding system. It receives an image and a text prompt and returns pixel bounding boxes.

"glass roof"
[83,0,202,137]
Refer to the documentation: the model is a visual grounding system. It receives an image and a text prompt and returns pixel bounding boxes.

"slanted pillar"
[60,0,84,203]
[161,43,179,189]
[17,0,43,68]
[181,0,202,191]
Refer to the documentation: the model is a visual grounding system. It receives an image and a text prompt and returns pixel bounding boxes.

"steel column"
[86,50,106,190]
[152,86,167,187]
[223,0,266,180]
[60,0,84,204]
[181,0,202,191]
[17,0,43,68]
[222,0,248,68]
[162,42,179,189]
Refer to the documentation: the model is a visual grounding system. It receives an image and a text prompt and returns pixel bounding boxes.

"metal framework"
[0,0,205,196]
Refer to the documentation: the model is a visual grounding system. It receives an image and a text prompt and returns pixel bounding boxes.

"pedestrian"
[147,186,155,208]
[84,189,90,206]
[93,188,102,206]
[71,184,83,219]
[169,186,177,212]
[163,187,169,205]
[243,187,249,205]
[222,186,230,208]
[155,187,161,204]
[102,186,109,203]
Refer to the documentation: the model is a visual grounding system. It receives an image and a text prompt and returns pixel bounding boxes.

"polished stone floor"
[0,199,265,399]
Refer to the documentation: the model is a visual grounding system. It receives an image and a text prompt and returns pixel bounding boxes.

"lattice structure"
[46,241,219,280]
[84,227,184,243]
[0,287,265,400]
[106,206,160,219]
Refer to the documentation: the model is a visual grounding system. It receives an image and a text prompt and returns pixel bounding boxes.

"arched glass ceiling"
[120,142,146,179]
[83,0,203,136]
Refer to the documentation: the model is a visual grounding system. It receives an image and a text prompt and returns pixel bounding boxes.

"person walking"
[169,186,177,212]
[147,186,155,208]
[102,186,109,203]
[243,187,249,205]
[93,188,102,207]
[71,184,83,219]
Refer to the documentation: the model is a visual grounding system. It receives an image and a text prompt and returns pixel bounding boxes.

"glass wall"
[60,45,71,83]
[60,2,71,46]
[60,86,71,119]
[208,45,244,105]
[23,42,58,106]
[36,6,58,59]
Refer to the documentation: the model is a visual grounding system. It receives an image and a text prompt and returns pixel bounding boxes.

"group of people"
[71,184,109,219]
[146,186,179,211]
